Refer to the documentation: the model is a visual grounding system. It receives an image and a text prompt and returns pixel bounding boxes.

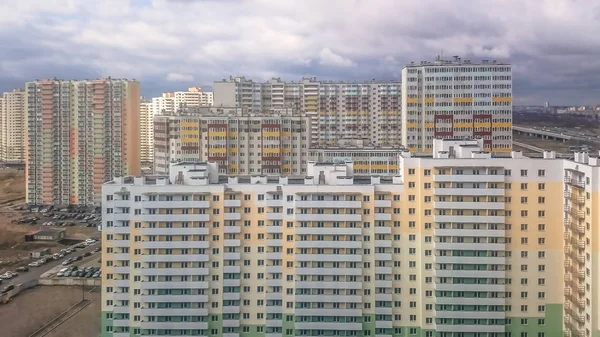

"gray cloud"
[0,0,598,104]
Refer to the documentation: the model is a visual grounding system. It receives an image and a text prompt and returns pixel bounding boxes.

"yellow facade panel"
[283,148,292,153]
[210,131,227,137]
[474,122,491,128]
[406,123,418,128]
[406,98,418,103]
[262,131,281,137]
[492,122,513,128]
[208,148,227,154]
[424,97,434,103]
[453,97,473,103]
[424,123,434,128]
[492,97,512,103]
[408,147,417,152]
[454,122,473,128]
[262,148,281,154]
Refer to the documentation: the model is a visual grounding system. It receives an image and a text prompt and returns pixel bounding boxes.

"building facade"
[25,78,140,206]
[308,140,403,175]
[101,139,599,337]
[153,114,311,176]
[0,88,26,162]
[140,99,154,164]
[213,77,401,147]
[401,57,512,153]
[152,88,213,115]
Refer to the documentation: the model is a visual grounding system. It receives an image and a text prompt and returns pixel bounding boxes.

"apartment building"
[308,139,403,175]
[0,88,26,162]
[102,138,600,337]
[153,114,310,176]
[153,88,214,115]
[401,57,512,153]
[140,99,154,164]
[213,77,401,146]
[25,78,140,206]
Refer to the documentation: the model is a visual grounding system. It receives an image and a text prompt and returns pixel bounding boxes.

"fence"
[0,279,39,304]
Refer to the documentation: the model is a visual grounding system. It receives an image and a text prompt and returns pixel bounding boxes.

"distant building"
[25,78,141,206]
[139,99,154,164]
[151,87,213,115]
[213,76,401,147]
[0,88,25,163]
[401,56,513,153]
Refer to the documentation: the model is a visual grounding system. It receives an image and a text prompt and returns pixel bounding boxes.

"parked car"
[28,261,39,268]
[0,273,12,279]
[15,266,29,272]
[1,284,15,293]
[83,252,92,257]
[62,258,73,266]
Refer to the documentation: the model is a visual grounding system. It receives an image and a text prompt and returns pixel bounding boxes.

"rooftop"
[405,56,510,67]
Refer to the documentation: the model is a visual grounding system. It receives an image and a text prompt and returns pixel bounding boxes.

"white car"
[0,272,13,279]
[85,238,96,245]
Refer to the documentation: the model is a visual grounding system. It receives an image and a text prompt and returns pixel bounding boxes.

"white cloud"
[166,72,194,82]
[0,0,599,103]
[318,48,355,67]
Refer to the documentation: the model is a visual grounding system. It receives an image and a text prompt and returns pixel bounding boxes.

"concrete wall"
[39,278,100,287]
[0,279,39,304]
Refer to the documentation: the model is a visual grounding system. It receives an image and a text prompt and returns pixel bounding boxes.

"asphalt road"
[4,243,100,286]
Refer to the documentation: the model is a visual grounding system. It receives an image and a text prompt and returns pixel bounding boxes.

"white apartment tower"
[102,139,600,337]
[152,88,213,115]
[139,99,154,164]
[401,57,512,153]
[0,88,26,162]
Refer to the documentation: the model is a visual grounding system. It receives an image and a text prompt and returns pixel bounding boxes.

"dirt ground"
[0,169,98,270]
[0,286,100,337]
[45,288,101,337]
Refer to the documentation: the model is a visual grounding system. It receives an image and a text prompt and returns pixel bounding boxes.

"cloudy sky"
[1,0,599,105]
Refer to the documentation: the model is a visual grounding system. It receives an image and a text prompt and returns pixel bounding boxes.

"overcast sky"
[1,0,599,105]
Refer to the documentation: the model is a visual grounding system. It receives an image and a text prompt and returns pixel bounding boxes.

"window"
[538,169,545,177]
[521,170,528,177]
[538,183,545,190]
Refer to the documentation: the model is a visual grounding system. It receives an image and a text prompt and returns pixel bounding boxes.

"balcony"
[265,199,284,207]
[433,188,505,196]
[223,200,241,207]
[565,177,585,188]
[224,226,241,234]
[294,227,361,235]
[294,214,362,222]
[266,213,284,221]
[295,200,362,208]
[295,240,361,249]
[433,174,505,183]
[433,215,505,223]
[140,200,210,209]
[434,242,505,251]
[434,228,505,237]
[140,308,208,316]
[140,268,209,276]
[141,241,209,249]
[140,281,208,289]
[374,213,392,221]
[141,294,209,303]
[140,321,208,330]
[224,213,241,221]
[434,269,505,278]
[433,201,505,210]
[137,214,210,222]
[141,227,209,235]
[374,200,392,208]
[141,254,209,262]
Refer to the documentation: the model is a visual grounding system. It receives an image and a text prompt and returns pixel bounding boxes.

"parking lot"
[12,205,101,229]
[0,240,101,290]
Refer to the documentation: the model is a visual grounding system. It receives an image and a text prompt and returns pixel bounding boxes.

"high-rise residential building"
[102,138,597,337]
[153,114,311,175]
[0,88,26,162]
[140,99,154,165]
[152,88,213,115]
[25,78,140,206]
[401,57,512,153]
[213,77,401,146]
[308,139,402,175]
